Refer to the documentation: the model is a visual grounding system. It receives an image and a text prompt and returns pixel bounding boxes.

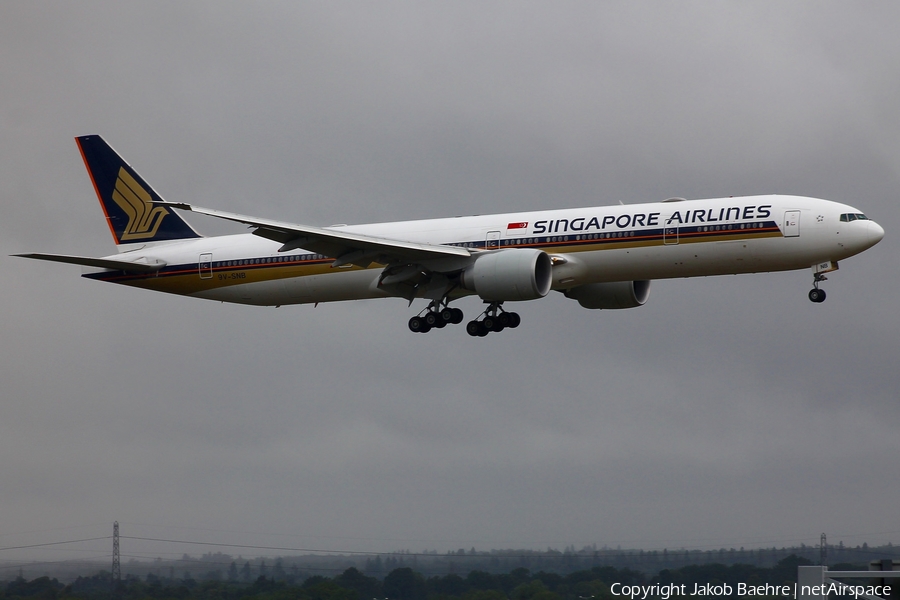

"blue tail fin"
[76,135,201,245]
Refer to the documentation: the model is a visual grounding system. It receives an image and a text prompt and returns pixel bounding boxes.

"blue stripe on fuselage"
[83,221,780,284]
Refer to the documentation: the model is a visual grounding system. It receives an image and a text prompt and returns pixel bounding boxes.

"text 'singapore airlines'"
[16,136,884,337]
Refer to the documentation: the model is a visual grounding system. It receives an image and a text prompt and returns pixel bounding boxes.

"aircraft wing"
[13,253,166,273]
[167,203,472,268]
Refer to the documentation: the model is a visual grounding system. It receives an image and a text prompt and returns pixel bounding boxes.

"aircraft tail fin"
[75,135,201,246]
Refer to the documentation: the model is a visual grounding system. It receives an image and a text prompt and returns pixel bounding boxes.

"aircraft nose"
[869,220,885,245]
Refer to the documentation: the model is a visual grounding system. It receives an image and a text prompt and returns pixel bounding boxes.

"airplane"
[15,135,885,337]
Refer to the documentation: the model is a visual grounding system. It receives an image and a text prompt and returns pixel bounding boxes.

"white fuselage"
[87,195,884,306]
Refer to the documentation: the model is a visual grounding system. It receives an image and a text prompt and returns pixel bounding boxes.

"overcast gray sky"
[2,1,899,567]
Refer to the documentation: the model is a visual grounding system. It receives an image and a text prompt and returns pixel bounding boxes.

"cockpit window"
[840,213,868,222]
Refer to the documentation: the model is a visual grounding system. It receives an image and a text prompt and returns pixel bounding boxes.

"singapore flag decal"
[507,222,528,230]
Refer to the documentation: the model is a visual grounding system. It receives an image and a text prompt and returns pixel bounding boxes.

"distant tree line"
[6,542,898,584]
[3,554,887,600]
[366,542,896,576]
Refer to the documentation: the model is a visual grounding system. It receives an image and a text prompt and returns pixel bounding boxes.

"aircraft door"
[199,253,213,279]
[783,210,800,237]
[663,217,679,245]
[486,230,501,249]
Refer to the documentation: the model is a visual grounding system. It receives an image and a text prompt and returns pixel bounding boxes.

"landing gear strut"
[408,299,464,333]
[466,302,521,337]
[808,273,827,303]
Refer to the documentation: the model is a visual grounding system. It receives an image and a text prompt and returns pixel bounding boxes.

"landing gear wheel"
[409,297,464,333]
[464,302,522,337]
[427,311,447,328]
[409,316,430,333]
[809,272,828,303]
[808,288,826,303]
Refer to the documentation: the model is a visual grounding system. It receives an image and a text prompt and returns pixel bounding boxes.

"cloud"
[2,1,898,563]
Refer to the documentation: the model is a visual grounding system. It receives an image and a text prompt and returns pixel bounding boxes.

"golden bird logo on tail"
[111,167,168,241]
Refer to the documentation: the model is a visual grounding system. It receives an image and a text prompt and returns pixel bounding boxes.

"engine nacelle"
[564,280,651,309]
[462,248,552,301]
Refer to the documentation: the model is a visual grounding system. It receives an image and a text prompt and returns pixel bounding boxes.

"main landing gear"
[408,300,464,333]
[465,302,521,337]
[808,273,827,303]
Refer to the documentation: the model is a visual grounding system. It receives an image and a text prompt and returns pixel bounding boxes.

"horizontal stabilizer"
[13,253,166,273]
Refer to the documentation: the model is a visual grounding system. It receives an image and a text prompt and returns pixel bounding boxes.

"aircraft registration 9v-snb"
[16,136,885,337]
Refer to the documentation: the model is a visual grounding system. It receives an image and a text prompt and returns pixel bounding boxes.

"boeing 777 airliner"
[16,136,885,336]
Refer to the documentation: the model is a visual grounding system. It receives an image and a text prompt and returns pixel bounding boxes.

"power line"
[121,536,430,556]
[3,530,898,565]
[0,537,110,552]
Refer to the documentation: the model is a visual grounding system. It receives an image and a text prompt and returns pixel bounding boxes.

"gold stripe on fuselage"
[116,260,360,295]
[106,225,781,296]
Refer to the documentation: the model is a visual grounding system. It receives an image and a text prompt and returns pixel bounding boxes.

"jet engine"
[564,280,651,309]
[462,248,552,301]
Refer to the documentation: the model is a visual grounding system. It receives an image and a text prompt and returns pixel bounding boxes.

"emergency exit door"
[663,217,679,245]
[199,253,213,279]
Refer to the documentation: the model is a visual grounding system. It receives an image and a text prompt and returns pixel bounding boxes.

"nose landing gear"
[466,302,521,337]
[808,273,827,303]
